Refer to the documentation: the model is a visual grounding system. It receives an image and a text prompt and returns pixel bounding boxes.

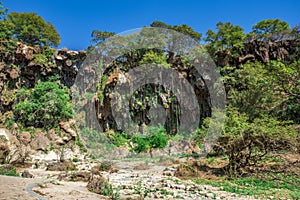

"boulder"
[21,170,34,178]
[30,130,50,151]
[58,171,91,182]
[59,120,77,137]
[87,173,111,195]
[47,161,76,171]
[18,132,31,145]
[55,137,65,145]
[0,137,9,164]
[0,128,30,164]
[30,150,59,163]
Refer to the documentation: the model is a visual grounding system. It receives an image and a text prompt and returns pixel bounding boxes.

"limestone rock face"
[215,39,300,67]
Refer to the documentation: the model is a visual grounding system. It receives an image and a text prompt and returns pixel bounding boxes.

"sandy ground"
[0,176,40,200]
[0,175,108,200]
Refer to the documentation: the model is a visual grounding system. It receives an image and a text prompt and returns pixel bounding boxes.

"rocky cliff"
[1,39,299,132]
[215,39,300,66]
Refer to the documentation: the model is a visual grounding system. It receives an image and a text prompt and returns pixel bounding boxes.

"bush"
[110,132,128,147]
[131,125,168,157]
[198,107,297,177]
[14,81,73,129]
[32,53,49,66]
[0,165,18,176]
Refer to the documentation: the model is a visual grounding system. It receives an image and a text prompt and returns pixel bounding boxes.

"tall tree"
[291,24,300,39]
[150,20,202,41]
[0,2,16,60]
[8,12,60,47]
[252,19,290,42]
[91,30,116,45]
[0,1,8,20]
[0,2,14,41]
[204,22,245,55]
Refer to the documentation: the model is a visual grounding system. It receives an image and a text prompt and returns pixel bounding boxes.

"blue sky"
[2,0,300,50]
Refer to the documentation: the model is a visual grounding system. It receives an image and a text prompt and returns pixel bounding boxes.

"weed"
[0,166,18,176]
[160,188,174,196]
[208,156,215,164]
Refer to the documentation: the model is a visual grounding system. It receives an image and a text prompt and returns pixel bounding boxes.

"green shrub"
[131,125,168,157]
[33,53,49,66]
[198,107,297,177]
[139,50,170,67]
[0,166,18,176]
[110,132,128,147]
[14,81,73,129]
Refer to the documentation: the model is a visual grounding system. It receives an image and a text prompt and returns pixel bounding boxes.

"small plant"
[37,183,47,188]
[208,156,215,164]
[160,189,174,196]
[133,181,142,195]
[33,53,48,65]
[100,181,113,196]
[111,188,121,200]
[0,166,18,176]
[110,132,128,147]
[76,141,83,148]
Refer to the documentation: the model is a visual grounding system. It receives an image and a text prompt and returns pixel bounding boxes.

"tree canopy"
[7,12,60,47]
[0,2,7,20]
[91,30,116,45]
[150,20,202,41]
[252,19,290,41]
[204,22,246,54]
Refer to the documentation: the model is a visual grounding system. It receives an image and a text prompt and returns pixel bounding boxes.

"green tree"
[91,30,115,45]
[0,19,16,60]
[222,60,300,123]
[198,107,297,177]
[8,12,60,46]
[150,20,202,41]
[267,60,300,123]
[14,81,73,129]
[204,22,246,54]
[0,20,14,40]
[225,62,281,120]
[252,19,290,41]
[0,2,8,20]
[0,2,17,59]
[291,24,300,39]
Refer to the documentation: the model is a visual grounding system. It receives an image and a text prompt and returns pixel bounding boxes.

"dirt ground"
[0,175,108,200]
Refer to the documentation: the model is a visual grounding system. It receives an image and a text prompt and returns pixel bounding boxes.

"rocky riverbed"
[0,157,257,200]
